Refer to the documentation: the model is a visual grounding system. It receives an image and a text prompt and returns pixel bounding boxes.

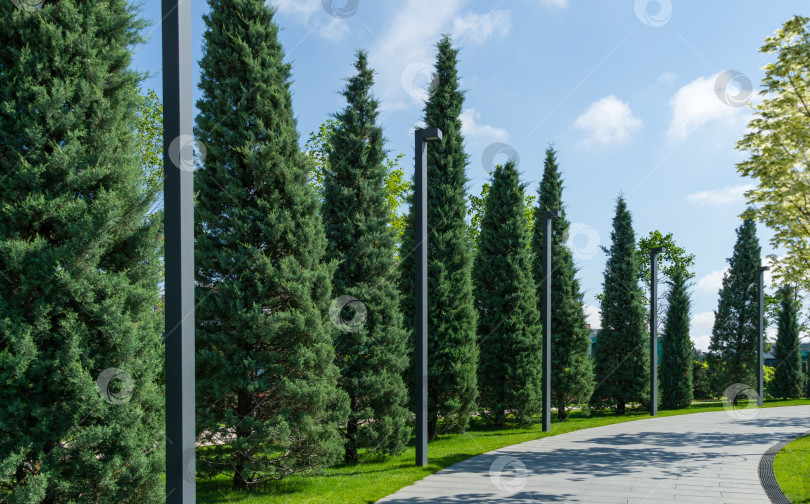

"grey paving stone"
[376,405,810,503]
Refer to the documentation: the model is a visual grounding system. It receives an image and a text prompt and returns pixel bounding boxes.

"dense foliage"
[0,1,165,502]
[322,52,411,462]
[194,0,348,487]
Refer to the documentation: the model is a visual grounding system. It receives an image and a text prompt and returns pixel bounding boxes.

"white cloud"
[269,0,351,40]
[452,10,511,46]
[573,95,641,146]
[271,0,320,21]
[319,18,350,40]
[691,311,715,353]
[368,0,465,110]
[539,0,569,7]
[696,267,727,296]
[460,108,509,143]
[658,72,677,86]
[686,184,755,206]
[667,73,751,141]
[584,305,601,329]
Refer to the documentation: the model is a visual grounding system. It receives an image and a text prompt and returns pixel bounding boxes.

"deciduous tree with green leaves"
[636,231,695,318]
[736,15,810,291]
[530,146,594,419]
[322,52,410,463]
[590,196,648,414]
[194,0,348,488]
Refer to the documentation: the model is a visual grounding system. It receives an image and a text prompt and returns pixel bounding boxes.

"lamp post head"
[651,247,664,256]
[418,128,443,142]
[543,210,561,220]
[759,265,770,273]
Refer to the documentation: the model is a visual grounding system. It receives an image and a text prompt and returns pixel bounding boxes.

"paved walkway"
[378,405,810,503]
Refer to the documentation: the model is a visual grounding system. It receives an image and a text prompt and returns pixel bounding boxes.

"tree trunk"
[428,415,438,440]
[233,389,253,490]
[616,401,626,415]
[344,414,358,464]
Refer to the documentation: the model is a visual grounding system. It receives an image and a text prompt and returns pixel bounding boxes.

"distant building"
[764,342,809,368]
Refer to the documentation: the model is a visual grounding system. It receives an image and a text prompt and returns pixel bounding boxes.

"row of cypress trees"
[2,0,806,501]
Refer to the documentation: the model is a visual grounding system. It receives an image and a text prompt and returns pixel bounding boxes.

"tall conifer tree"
[322,52,410,463]
[0,1,164,502]
[399,35,478,437]
[474,162,542,424]
[771,285,803,399]
[530,146,594,419]
[194,0,348,487]
[709,217,761,391]
[591,196,648,414]
[660,268,694,409]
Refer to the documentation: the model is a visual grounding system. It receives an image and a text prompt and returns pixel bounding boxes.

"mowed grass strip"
[774,432,810,504]
[197,399,810,504]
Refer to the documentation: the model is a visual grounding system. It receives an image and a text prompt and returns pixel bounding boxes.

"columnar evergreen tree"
[194,0,348,488]
[590,196,649,414]
[708,216,762,391]
[474,162,543,424]
[660,268,694,409]
[322,52,410,463]
[0,1,164,502]
[530,146,594,419]
[771,285,803,399]
[398,35,478,438]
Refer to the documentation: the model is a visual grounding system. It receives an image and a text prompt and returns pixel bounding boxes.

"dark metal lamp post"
[542,210,560,432]
[757,265,768,407]
[414,127,442,467]
[162,0,195,501]
[650,247,663,416]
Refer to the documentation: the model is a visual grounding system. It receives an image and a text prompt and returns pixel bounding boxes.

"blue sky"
[131,0,809,352]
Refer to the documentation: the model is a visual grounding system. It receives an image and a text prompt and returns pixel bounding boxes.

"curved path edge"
[759,430,809,504]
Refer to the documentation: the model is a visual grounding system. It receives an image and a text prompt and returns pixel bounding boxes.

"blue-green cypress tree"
[474,162,542,425]
[591,196,648,414]
[660,268,694,409]
[0,1,164,502]
[322,52,410,463]
[398,35,478,438]
[771,285,803,399]
[194,0,349,488]
[709,216,761,391]
[531,146,594,419]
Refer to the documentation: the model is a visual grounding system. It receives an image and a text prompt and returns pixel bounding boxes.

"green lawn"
[197,399,810,504]
[775,432,810,504]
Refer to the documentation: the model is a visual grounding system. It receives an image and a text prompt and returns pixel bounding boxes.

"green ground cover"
[774,432,810,504]
[196,399,810,503]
